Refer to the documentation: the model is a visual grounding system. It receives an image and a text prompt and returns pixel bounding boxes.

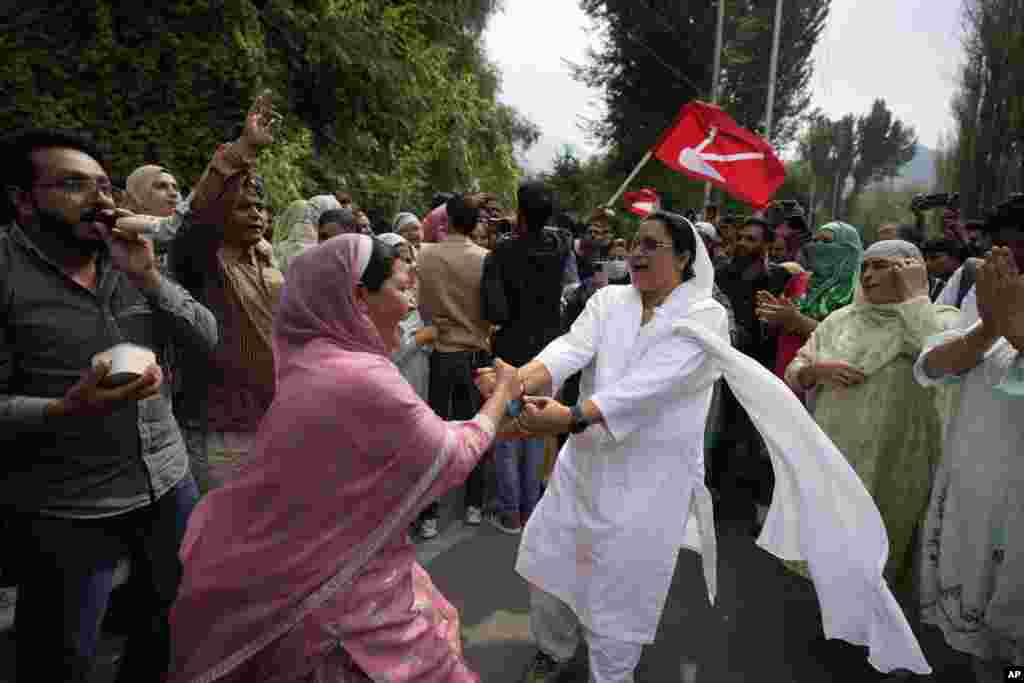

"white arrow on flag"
[678,127,765,183]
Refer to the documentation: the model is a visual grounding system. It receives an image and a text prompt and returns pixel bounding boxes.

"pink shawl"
[168,235,461,682]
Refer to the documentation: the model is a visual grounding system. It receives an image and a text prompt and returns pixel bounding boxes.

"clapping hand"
[756,291,798,326]
[977,247,1024,350]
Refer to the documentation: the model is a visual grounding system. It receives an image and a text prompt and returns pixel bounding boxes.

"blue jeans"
[494,438,545,519]
[10,475,199,683]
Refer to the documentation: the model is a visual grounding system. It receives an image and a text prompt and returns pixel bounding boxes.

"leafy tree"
[945,0,1024,218]
[572,0,829,175]
[797,101,913,221]
[847,99,917,215]
[0,0,538,220]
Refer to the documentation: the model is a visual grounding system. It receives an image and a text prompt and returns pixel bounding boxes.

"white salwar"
[517,220,932,676]
[914,303,1024,665]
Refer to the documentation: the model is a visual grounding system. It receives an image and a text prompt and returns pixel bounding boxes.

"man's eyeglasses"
[35,176,114,197]
[629,238,674,255]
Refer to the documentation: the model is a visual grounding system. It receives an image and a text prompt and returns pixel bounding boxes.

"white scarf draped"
[670,217,930,675]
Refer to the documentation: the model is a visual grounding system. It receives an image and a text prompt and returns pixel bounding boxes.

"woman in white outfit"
[478,211,726,682]
[477,212,934,683]
[914,243,1024,683]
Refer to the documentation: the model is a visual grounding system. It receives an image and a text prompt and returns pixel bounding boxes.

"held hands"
[492,358,522,400]
[517,397,573,436]
[49,361,163,419]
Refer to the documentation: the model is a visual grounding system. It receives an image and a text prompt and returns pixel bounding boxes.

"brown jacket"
[417,234,491,353]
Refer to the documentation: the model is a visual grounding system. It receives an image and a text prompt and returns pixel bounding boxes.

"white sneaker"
[419,518,439,539]
[465,506,483,526]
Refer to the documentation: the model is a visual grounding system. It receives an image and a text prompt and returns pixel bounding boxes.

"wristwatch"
[569,404,592,434]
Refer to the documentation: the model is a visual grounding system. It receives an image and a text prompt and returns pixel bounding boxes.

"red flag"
[653,101,785,209]
[623,188,660,217]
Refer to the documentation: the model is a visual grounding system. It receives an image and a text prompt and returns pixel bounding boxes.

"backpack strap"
[957,257,982,307]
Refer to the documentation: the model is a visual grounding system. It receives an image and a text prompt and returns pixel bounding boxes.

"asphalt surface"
[0,486,978,682]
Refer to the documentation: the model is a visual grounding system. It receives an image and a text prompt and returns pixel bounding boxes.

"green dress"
[784,297,960,594]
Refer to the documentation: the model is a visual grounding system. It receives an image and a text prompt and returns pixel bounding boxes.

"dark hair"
[446,193,480,235]
[741,217,776,244]
[645,211,696,281]
[319,207,355,228]
[1,128,106,191]
[517,181,555,234]
[921,238,967,261]
[360,238,398,292]
[984,194,1024,233]
[896,223,923,246]
[431,192,454,211]
[110,176,127,191]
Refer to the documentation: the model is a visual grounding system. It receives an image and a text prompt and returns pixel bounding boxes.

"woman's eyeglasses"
[629,238,674,255]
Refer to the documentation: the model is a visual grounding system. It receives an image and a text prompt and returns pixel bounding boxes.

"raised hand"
[239,90,282,153]
[892,257,930,301]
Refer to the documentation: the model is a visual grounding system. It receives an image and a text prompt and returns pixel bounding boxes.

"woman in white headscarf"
[478,217,933,681]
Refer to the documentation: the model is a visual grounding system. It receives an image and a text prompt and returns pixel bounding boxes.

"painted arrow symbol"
[679,127,765,182]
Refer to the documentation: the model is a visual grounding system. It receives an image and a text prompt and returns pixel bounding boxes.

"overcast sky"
[483,0,964,171]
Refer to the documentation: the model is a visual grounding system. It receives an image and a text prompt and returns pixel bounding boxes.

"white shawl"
[670,218,931,675]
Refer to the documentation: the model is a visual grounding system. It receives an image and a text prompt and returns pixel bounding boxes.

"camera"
[910,193,959,213]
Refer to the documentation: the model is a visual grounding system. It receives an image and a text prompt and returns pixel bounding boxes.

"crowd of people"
[0,91,1021,683]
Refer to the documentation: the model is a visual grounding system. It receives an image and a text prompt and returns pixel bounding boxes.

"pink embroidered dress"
[168,235,492,683]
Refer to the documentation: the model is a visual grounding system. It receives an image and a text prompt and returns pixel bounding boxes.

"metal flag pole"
[764,0,784,141]
[704,0,727,211]
[605,150,653,208]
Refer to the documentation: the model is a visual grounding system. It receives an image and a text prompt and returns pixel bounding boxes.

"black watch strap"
[569,404,590,434]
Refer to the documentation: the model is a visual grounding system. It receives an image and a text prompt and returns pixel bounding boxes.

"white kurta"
[516,283,728,643]
[914,311,1024,664]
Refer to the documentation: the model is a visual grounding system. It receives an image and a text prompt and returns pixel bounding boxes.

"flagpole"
[704,0,727,211]
[605,150,653,208]
[763,0,784,140]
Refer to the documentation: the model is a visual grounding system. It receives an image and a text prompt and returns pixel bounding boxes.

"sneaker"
[486,510,522,535]
[419,518,439,539]
[465,506,483,526]
[521,650,571,683]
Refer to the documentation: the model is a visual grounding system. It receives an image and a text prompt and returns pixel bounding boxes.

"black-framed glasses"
[629,237,674,255]
[35,176,114,197]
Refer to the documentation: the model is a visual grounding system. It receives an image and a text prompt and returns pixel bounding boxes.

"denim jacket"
[0,222,218,518]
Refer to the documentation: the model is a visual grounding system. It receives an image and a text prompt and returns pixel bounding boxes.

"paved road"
[0,489,976,682]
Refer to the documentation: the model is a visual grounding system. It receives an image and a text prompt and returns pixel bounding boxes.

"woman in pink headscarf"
[167,234,524,683]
